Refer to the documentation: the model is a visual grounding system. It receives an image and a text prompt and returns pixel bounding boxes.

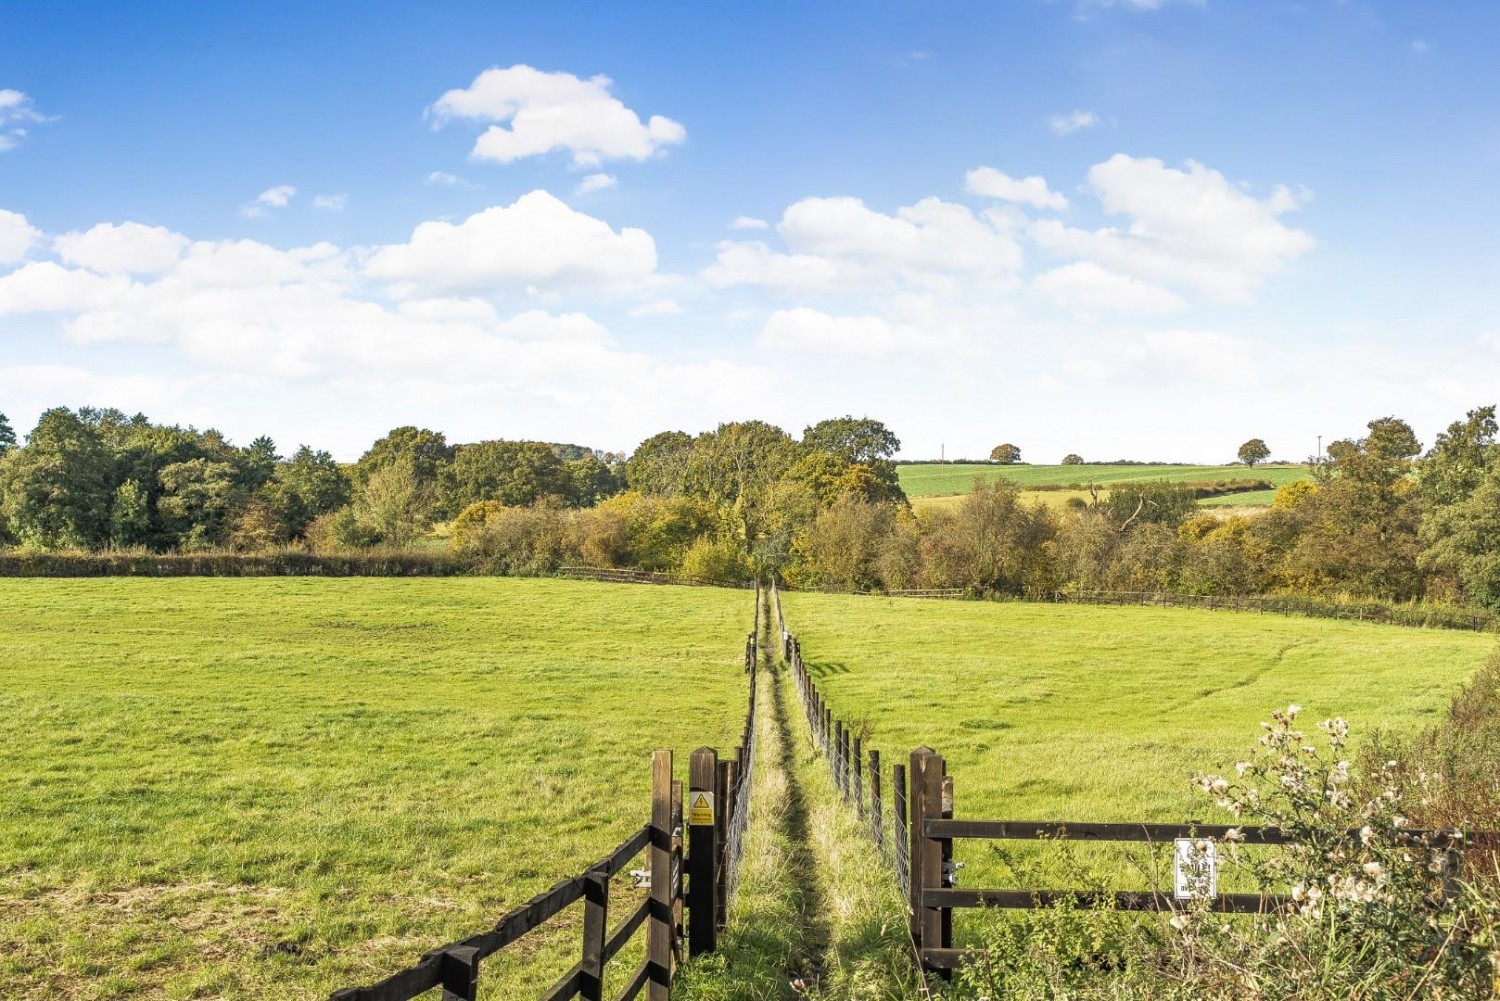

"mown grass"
[0,578,753,1000]
[897,463,1308,499]
[779,592,1493,942]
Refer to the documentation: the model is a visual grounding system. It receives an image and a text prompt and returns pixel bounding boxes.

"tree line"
[6,404,1500,611]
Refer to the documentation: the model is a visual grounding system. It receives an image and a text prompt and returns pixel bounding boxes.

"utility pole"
[1316,435,1322,464]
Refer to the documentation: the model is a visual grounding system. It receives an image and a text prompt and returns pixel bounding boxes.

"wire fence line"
[775,581,908,896]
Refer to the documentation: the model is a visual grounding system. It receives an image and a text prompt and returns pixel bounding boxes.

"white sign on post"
[1173,838,1218,900]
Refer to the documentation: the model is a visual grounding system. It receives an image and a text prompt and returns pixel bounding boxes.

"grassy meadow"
[0,578,754,1001]
[897,462,1309,500]
[780,592,1492,909]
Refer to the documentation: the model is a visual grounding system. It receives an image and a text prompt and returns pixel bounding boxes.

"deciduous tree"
[1237,438,1271,467]
[989,443,1022,464]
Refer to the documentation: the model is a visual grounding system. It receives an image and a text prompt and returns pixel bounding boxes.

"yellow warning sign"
[689,791,715,826]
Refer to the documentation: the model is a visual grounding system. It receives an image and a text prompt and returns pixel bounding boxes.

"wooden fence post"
[580,871,608,1001]
[870,749,884,852]
[688,747,719,956]
[908,747,935,948]
[854,737,864,819]
[648,749,673,1000]
[823,707,832,755]
[439,946,480,1001]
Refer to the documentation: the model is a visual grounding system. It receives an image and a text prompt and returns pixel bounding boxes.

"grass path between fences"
[677,608,919,1001]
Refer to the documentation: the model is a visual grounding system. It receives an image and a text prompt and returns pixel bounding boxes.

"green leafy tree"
[683,421,801,548]
[240,435,281,492]
[919,479,1054,593]
[444,440,572,511]
[1284,416,1424,598]
[1418,405,1497,508]
[989,443,1022,464]
[0,411,15,456]
[625,431,695,495]
[802,417,904,501]
[355,455,430,546]
[1236,438,1271,467]
[1061,453,1084,466]
[157,458,242,549]
[801,416,900,464]
[356,426,452,517]
[564,454,624,507]
[109,480,151,548]
[263,446,351,540]
[0,407,115,548]
[1104,481,1198,531]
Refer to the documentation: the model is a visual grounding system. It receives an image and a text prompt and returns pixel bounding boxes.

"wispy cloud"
[576,172,617,195]
[312,193,347,211]
[240,184,296,219]
[425,170,479,189]
[1048,110,1100,136]
[0,90,50,152]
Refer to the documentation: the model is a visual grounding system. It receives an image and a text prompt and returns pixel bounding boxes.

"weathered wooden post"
[823,707,832,755]
[688,747,719,955]
[870,748,883,852]
[648,750,674,1000]
[909,747,944,957]
[580,871,608,1001]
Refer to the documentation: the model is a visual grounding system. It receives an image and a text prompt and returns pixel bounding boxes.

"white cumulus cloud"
[965,167,1069,210]
[760,307,931,356]
[0,209,40,263]
[54,222,190,274]
[431,64,686,168]
[628,298,684,318]
[363,189,657,297]
[1032,262,1185,314]
[1030,154,1314,301]
[709,195,1024,293]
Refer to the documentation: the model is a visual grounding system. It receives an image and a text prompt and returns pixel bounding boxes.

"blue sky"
[2,0,1498,462]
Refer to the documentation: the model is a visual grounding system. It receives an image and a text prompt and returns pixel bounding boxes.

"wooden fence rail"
[328,586,765,1000]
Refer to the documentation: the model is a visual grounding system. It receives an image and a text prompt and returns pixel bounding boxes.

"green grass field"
[779,592,1492,906]
[897,462,1309,499]
[0,578,753,1001]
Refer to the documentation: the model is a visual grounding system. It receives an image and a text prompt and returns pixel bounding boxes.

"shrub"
[678,535,753,583]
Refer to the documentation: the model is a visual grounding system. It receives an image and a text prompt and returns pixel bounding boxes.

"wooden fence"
[327,586,764,1000]
[557,566,755,590]
[775,585,1485,978]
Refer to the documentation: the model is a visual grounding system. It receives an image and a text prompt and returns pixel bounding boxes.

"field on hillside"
[0,578,753,1001]
[897,462,1309,499]
[780,593,1491,912]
